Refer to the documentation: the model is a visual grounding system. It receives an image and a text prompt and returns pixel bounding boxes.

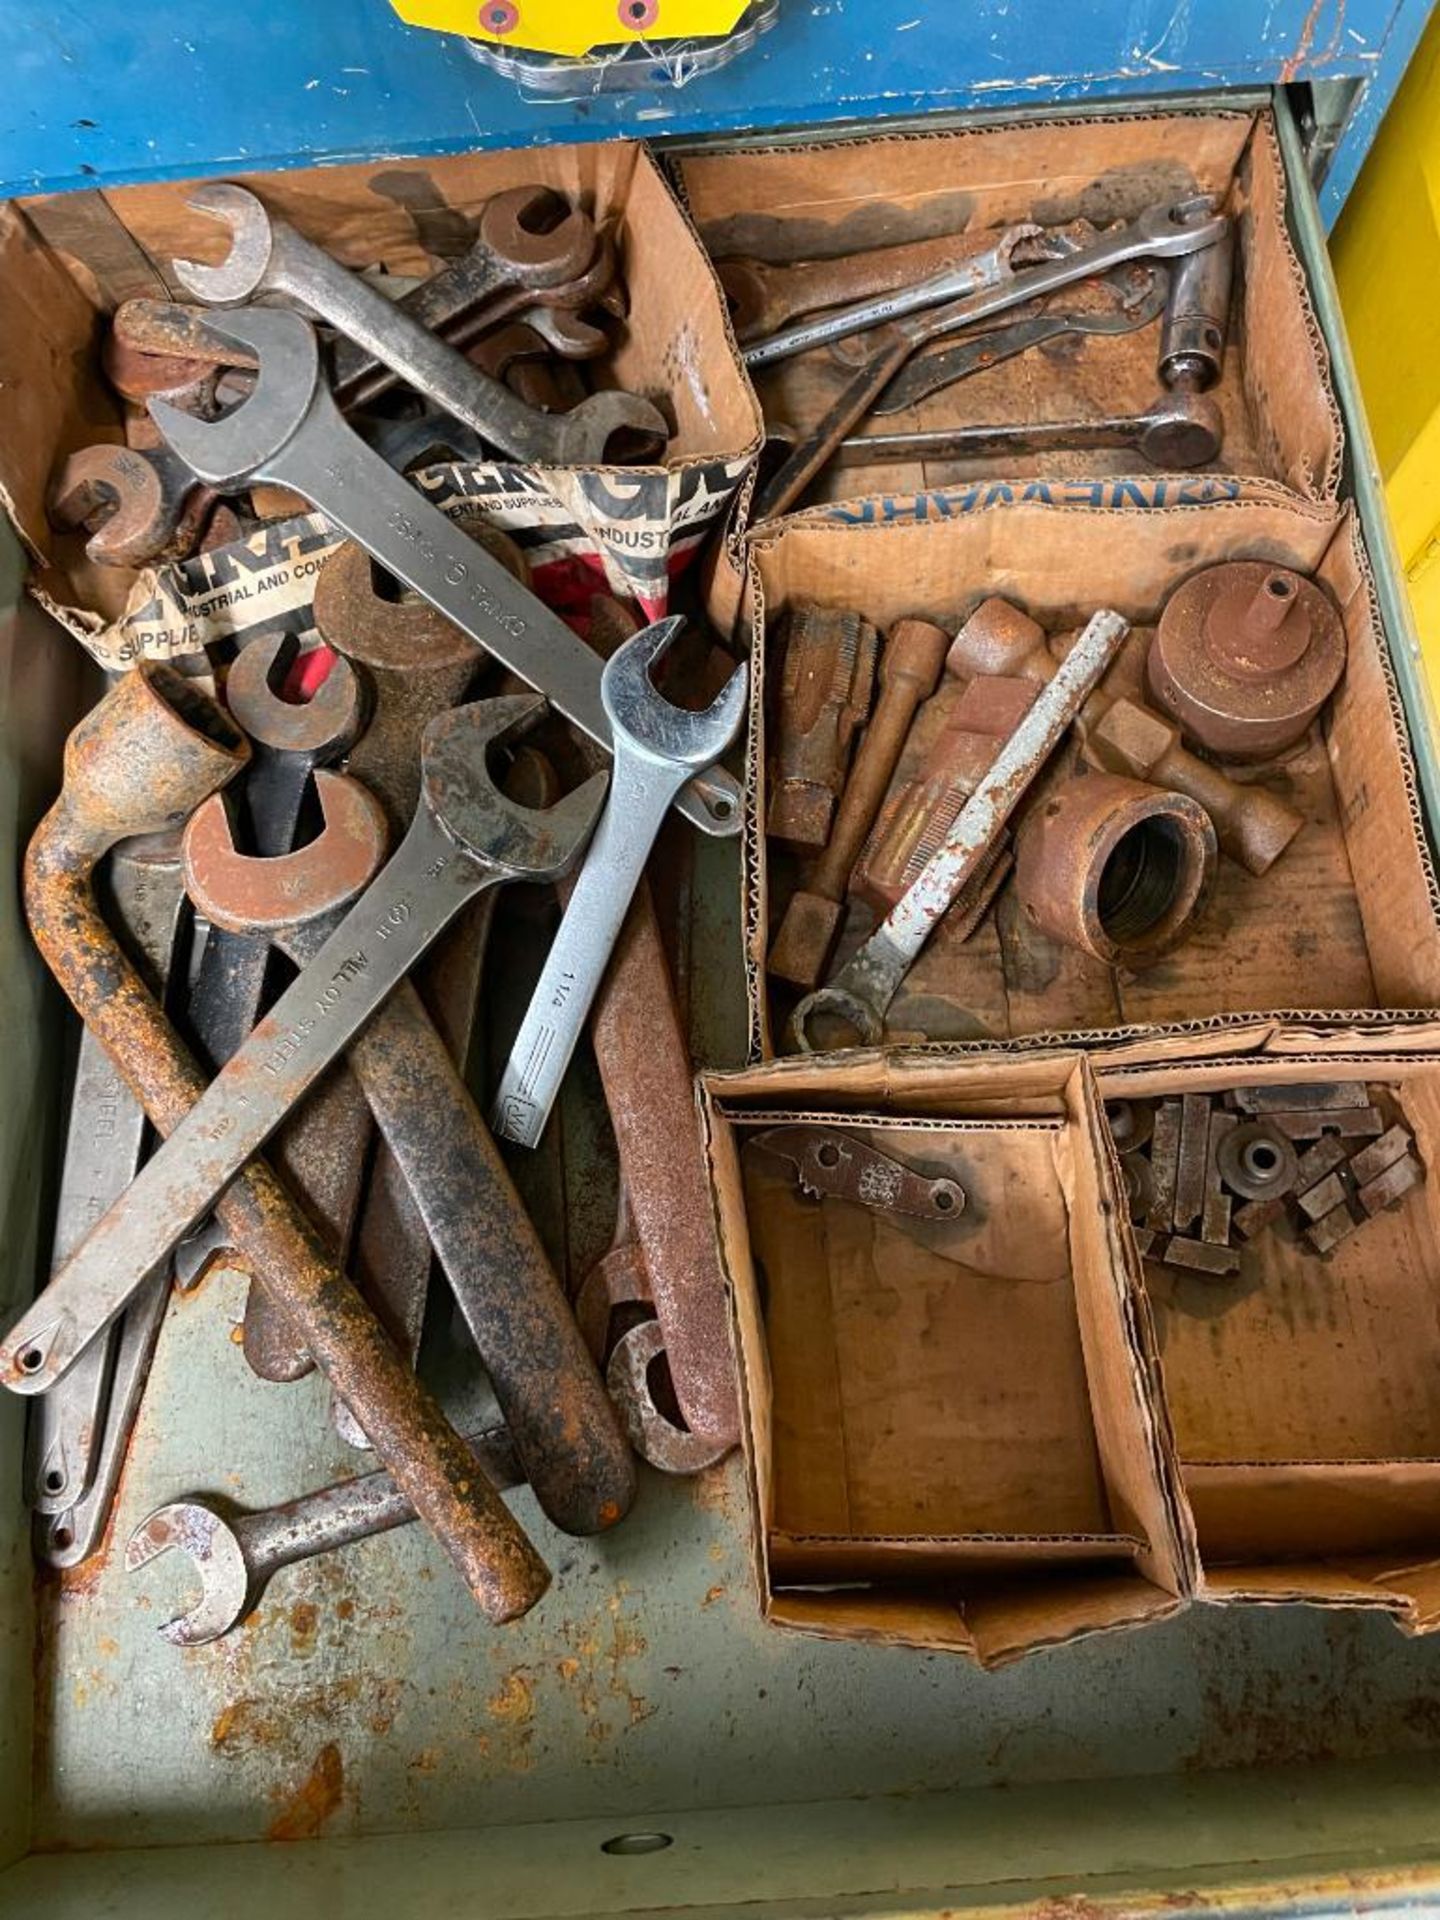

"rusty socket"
[1014,772,1217,968]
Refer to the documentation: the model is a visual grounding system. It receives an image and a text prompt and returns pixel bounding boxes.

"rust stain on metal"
[487,1668,536,1725]
[266,1743,345,1843]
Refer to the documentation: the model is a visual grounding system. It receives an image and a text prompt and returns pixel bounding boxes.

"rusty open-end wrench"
[0,693,607,1398]
[719,230,998,345]
[332,184,600,409]
[183,774,635,1536]
[129,1424,523,1646]
[48,443,216,569]
[148,306,740,837]
[8,665,548,1621]
[172,184,663,467]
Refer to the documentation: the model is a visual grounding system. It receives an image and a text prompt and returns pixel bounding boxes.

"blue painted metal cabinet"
[2,0,1435,213]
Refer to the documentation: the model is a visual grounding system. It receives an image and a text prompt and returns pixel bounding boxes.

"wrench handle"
[492,755,678,1149]
[271,393,742,840]
[238,1425,523,1585]
[754,331,914,521]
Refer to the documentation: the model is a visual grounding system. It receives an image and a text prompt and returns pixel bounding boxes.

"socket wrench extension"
[0,696,606,1397]
[146,306,741,839]
[492,620,747,1149]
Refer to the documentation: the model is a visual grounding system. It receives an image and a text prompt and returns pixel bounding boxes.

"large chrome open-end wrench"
[0,696,606,1396]
[148,306,740,839]
[26,833,185,1519]
[172,184,664,467]
[491,620,747,1150]
[128,1424,523,1647]
[790,610,1130,1052]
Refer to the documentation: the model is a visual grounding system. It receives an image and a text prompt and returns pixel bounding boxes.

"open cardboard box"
[700,1047,1190,1666]
[1092,1030,1440,1633]
[671,106,1340,516]
[743,493,1440,1059]
[0,140,762,666]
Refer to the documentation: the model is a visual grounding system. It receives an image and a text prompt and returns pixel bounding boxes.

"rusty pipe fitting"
[1148,562,1347,760]
[1014,772,1217,968]
[17,665,549,1624]
[944,597,1052,685]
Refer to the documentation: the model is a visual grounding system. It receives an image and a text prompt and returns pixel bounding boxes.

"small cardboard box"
[1094,1027,1440,1635]
[700,1047,1190,1666]
[672,106,1340,514]
[743,493,1440,1059]
[0,140,762,668]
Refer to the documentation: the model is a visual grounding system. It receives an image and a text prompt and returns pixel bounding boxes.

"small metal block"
[1233,1195,1288,1239]
[1132,1227,1158,1258]
[1232,1081,1369,1114]
[1294,1135,1350,1189]
[1147,1100,1183,1230]
[1173,1092,1212,1232]
[1348,1123,1414,1187]
[1202,1108,1237,1245]
[1163,1235,1241,1277]
[1267,1106,1384,1141]
[1358,1152,1424,1218]
[1306,1202,1360,1255]
[1105,1098,1154,1153]
[1297,1170,1347,1222]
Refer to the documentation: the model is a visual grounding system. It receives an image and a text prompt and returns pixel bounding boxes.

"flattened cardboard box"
[671,106,1340,517]
[1093,1025,1440,1636]
[742,493,1440,1060]
[0,141,762,666]
[700,1048,1191,1666]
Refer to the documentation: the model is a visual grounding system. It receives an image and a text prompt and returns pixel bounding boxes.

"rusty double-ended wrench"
[173,184,663,467]
[147,305,741,837]
[0,694,606,1403]
[8,664,547,1620]
[183,772,635,1536]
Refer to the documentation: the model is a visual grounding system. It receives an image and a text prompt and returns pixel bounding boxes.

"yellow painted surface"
[391,0,751,55]
[1333,7,1440,697]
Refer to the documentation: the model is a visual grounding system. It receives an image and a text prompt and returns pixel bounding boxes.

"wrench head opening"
[127,1499,251,1646]
[479,185,597,284]
[149,306,321,487]
[184,770,389,935]
[172,183,275,305]
[225,633,363,758]
[601,617,749,773]
[1136,196,1227,258]
[550,389,670,466]
[421,694,608,883]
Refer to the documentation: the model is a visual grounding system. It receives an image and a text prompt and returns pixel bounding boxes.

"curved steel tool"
[0,695,606,1400]
[606,1320,731,1476]
[173,183,663,466]
[48,443,214,568]
[790,609,1129,1052]
[147,306,740,838]
[491,619,747,1149]
[128,1424,523,1646]
[872,266,1167,415]
[184,773,636,1538]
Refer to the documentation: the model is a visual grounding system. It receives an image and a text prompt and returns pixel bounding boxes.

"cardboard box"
[1093,1031,1440,1634]
[0,141,762,667]
[701,1048,1190,1665]
[672,106,1339,515]
[743,495,1440,1059]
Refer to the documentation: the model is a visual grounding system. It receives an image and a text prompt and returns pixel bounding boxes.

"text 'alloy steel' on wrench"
[145,306,742,839]
[492,620,748,1150]
[172,183,666,467]
[789,609,1130,1052]
[26,832,186,1519]
[0,697,607,1396]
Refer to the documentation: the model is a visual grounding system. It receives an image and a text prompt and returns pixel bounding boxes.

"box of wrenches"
[670,105,1341,525]
[1,139,762,675]
[1094,1034,1440,1628]
[699,1046,1191,1665]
